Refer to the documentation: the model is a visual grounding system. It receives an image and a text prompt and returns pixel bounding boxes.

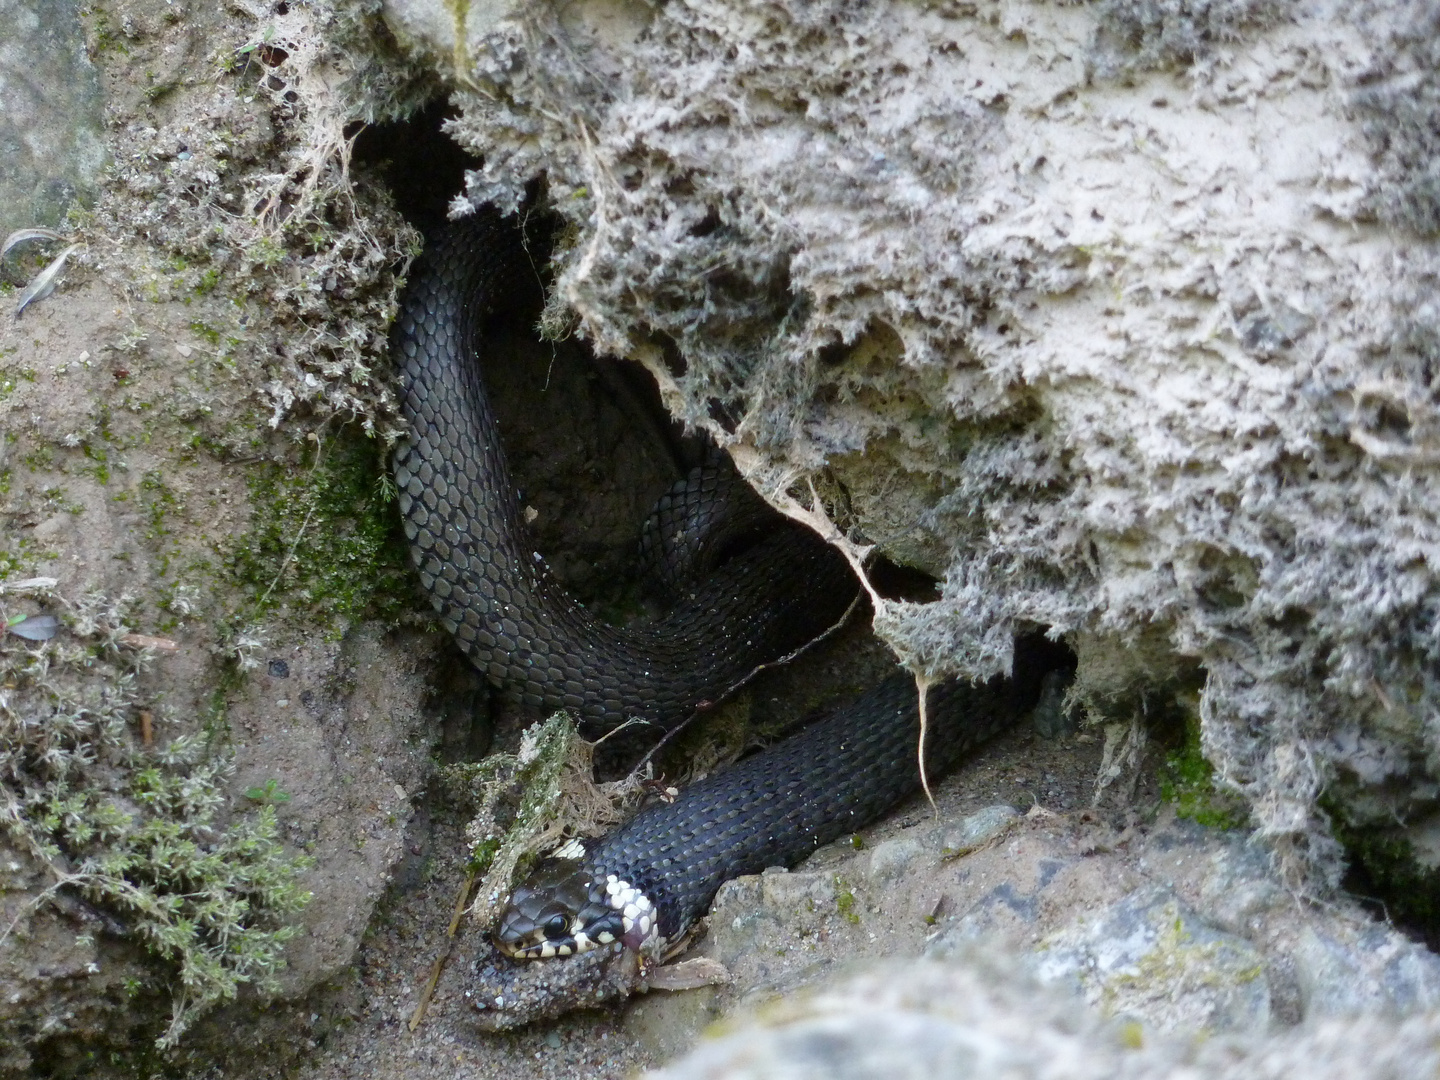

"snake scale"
[391,207,1048,1025]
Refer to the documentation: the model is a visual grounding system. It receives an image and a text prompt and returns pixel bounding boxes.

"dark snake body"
[391,209,856,733]
[472,664,1047,1029]
[392,209,1049,1022]
[515,671,1035,953]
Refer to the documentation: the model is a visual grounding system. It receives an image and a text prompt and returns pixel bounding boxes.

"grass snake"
[391,207,1051,1025]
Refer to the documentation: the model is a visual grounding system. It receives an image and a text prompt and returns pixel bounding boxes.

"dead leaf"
[646,957,730,991]
[14,243,81,319]
[1,227,65,258]
[119,633,180,653]
[0,577,58,594]
[3,613,59,640]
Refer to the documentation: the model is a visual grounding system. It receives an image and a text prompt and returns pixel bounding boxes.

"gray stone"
[1032,884,1271,1034]
[937,805,1019,856]
[867,832,926,884]
[758,868,836,915]
[704,869,839,966]
[0,0,106,240]
[645,946,1440,1080]
[1031,669,1081,738]
[1198,842,1288,937]
[926,883,1044,956]
[1295,924,1440,1020]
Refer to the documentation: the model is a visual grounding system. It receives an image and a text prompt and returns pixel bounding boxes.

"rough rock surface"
[0,0,106,239]
[0,0,437,1068]
[644,947,1440,1080]
[382,0,1440,889]
[621,794,1440,1063]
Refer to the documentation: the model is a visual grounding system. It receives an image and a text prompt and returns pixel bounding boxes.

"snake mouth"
[496,923,609,960]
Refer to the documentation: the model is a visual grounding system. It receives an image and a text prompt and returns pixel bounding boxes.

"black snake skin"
[472,651,1054,1029]
[537,670,1038,949]
[392,208,1056,1014]
[391,209,857,735]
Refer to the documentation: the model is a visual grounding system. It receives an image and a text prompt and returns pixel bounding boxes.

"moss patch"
[226,425,414,629]
[1159,721,1249,831]
[834,877,860,925]
[1330,810,1440,949]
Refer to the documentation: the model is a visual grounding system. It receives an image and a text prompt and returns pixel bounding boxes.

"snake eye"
[544,914,569,939]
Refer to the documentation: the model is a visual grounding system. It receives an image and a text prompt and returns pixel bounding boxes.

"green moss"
[226,426,413,627]
[1159,721,1249,830]
[0,534,42,579]
[42,486,85,515]
[0,366,35,401]
[82,441,111,485]
[81,7,131,57]
[1097,907,1264,1027]
[139,471,178,542]
[245,236,287,271]
[195,267,222,296]
[188,320,222,348]
[834,877,860,924]
[21,444,54,471]
[1329,805,1440,944]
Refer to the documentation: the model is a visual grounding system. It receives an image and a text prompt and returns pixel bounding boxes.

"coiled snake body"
[392,210,855,734]
[392,208,1042,1025]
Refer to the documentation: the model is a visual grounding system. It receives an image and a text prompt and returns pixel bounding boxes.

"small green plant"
[194,267,222,296]
[244,778,291,806]
[245,236,287,271]
[0,591,313,1048]
[139,471,179,543]
[41,487,84,515]
[188,320,222,348]
[834,877,860,924]
[82,442,110,485]
[21,445,54,470]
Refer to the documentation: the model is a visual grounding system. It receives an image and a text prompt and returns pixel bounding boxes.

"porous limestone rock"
[379,0,1440,888]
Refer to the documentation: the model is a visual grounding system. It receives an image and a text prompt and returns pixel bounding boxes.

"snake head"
[495,857,659,959]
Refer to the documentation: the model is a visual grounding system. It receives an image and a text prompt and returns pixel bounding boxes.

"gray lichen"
[1091,0,1288,75]
[1348,0,1440,236]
